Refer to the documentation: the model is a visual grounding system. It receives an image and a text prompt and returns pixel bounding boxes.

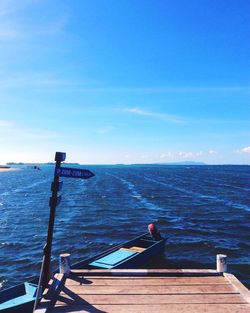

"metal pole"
[41,152,65,290]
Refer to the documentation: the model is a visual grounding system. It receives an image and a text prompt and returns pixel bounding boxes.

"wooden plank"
[36,271,250,313]
[65,275,229,286]
[48,303,250,313]
[66,283,237,294]
[56,293,248,304]
[45,273,66,299]
[70,268,219,277]
[120,246,146,252]
[224,273,250,303]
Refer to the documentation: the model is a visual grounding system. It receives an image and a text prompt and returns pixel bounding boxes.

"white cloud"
[241,146,250,154]
[178,151,193,158]
[159,152,173,159]
[123,107,183,124]
[159,151,204,160]
[177,151,204,159]
[124,108,147,116]
[208,150,217,154]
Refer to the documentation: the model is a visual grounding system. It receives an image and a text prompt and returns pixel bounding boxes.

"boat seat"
[120,246,146,253]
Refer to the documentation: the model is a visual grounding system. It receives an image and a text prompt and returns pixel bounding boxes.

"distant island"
[128,161,207,166]
[6,162,80,166]
[157,161,206,165]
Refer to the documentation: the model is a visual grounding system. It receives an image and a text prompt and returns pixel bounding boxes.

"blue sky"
[0,0,249,164]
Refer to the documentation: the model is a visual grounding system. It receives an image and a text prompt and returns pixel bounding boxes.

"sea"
[0,164,250,290]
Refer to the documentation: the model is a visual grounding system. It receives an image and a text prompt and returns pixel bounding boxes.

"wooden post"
[59,253,71,276]
[216,254,227,272]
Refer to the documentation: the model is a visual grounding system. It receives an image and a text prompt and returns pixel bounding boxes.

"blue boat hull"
[0,301,34,313]
[0,282,37,313]
[72,233,165,270]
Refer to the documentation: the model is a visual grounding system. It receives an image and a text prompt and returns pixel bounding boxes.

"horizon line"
[4,161,250,166]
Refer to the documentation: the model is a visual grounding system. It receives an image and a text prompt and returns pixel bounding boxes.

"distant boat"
[0,166,10,169]
[0,226,165,313]
[26,165,41,171]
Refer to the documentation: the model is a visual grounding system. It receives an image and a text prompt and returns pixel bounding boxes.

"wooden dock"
[35,269,250,313]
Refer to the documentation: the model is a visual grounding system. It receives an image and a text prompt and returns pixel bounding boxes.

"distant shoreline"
[0,167,19,172]
[0,168,11,172]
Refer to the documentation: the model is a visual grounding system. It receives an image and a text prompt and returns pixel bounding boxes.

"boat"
[73,229,165,270]
[0,226,165,313]
[0,282,38,313]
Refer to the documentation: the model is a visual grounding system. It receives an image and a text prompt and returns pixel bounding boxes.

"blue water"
[0,165,250,290]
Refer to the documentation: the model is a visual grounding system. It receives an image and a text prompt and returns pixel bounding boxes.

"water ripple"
[0,165,249,290]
